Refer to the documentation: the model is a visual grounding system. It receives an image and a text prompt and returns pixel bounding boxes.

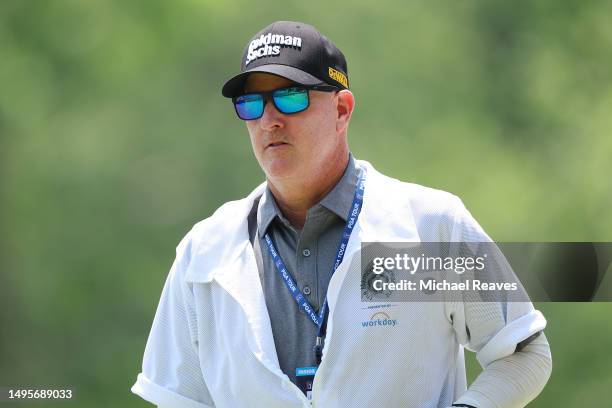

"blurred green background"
[1,0,611,406]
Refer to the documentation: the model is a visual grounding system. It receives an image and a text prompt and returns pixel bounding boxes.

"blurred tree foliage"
[1,0,611,406]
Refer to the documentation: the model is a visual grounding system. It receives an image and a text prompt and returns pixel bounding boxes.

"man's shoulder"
[363,161,470,241]
[198,181,264,227]
[364,161,464,216]
[176,182,266,259]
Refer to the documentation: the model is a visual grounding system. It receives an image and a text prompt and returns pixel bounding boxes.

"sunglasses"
[232,85,339,120]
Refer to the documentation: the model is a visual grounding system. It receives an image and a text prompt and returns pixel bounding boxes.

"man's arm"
[446,196,553,407]
[132,233,215,408]
[451,333,552,408]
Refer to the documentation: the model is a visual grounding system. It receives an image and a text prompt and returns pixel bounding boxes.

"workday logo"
[361,311,398,328]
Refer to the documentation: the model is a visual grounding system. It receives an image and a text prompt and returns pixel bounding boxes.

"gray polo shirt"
[247,154,359,386]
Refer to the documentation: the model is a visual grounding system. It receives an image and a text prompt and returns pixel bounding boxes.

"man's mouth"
[267,141,288,148]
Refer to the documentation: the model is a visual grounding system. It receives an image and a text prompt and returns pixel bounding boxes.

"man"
[132,21,552,407]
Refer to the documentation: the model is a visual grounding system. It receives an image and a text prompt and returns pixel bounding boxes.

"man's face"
[244,73,340,181]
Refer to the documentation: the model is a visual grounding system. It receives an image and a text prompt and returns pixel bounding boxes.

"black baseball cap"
[221,21,349,98]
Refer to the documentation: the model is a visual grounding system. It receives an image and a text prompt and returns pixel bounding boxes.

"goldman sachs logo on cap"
[245,32,302,65]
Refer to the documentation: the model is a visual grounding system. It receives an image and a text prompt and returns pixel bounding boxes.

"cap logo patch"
[245,32,302,65]
[328,67,348,88]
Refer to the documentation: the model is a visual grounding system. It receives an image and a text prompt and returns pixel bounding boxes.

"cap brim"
[221,64,324,97]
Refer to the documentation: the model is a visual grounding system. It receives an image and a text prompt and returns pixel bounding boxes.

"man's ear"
[335,90,355,134]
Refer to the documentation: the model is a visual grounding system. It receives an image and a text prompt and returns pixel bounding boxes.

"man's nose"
[259,97,285,130]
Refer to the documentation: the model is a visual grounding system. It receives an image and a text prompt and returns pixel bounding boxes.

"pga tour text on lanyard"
[263,168,366,364]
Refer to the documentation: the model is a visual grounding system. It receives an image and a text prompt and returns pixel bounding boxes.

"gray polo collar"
[257,153,359,237]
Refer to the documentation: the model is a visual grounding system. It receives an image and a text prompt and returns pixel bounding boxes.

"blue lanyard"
[263,168,366,363]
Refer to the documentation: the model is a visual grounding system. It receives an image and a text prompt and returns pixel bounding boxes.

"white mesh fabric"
[443,197,547,365]
[132,233,215,408]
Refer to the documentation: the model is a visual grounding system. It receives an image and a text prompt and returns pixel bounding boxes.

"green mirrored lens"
[273,87,309,114]
[234,94,264,120]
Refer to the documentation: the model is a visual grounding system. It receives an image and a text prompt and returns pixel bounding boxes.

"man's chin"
[263,158,300,180]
